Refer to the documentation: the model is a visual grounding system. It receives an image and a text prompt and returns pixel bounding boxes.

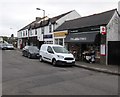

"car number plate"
[67,61,72,63]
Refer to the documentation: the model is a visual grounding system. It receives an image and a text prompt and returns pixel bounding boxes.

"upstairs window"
[41,27,44,34]
[21,32,22,37]
[26,30,27,36]
[49,24,52,33]
[30,30,33,35]
[23,31,25,36]
[35,29,37,35]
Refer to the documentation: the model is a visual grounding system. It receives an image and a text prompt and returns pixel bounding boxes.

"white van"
[39,44,75,66]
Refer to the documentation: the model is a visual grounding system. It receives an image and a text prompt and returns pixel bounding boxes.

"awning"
[65,32,100,43]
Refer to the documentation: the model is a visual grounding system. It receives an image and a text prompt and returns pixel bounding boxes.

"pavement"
[75,61,120,75]
[16,48,120,75]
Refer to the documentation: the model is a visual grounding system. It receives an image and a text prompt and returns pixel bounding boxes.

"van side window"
[47,46,54,54]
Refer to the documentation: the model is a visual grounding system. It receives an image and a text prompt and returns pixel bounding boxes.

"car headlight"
[57,55,64,59]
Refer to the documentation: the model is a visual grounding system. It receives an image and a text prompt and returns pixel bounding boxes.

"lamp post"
[36,8,45,18]
[36,8,45,44]
[9,28,14,44]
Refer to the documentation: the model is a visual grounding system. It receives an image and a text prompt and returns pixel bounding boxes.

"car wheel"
[39,56,43,62]
[28,53,31,59]
[52,59,56,66]
[24,53,27,57]
[22,52,24,56]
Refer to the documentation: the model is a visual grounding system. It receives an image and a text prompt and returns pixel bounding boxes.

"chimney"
[36,17,41,22]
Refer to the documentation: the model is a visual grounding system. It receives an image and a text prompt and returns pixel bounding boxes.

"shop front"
[54,31,68,47]
[65,31,101,63]
[44,34,53,44]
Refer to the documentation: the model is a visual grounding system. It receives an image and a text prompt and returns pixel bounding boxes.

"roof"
[34,10,73,28]
[50,10,73,24]
[18,21,36,32]
[18,10,73,32]
[55,9,117,31]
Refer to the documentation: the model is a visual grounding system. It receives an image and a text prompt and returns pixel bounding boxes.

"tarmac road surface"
[2,50,119,95]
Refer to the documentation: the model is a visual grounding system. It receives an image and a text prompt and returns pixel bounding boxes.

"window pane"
[55,39,58,44]
[35,29,37,35]
[49,25,52,33]
[59,39,63,46]
[41,27,44,34]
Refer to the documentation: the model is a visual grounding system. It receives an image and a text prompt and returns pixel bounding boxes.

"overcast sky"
[0,0,119,37]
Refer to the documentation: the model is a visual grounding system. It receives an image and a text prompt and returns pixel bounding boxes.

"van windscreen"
[53,46,69,53]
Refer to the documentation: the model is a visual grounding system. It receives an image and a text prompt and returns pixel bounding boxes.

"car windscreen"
[29,47,39,52]
[53,46,69,53]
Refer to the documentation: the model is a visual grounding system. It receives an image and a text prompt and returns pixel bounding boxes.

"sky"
[0,0,119,37]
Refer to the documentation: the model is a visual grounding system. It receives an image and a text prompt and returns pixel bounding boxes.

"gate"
[108,41,120,65]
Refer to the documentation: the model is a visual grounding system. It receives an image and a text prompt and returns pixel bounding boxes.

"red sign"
[100,26,106,35]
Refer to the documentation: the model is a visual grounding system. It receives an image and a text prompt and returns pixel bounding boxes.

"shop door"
[108,41,120,65]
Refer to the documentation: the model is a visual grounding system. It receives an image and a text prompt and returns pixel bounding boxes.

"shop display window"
[55,38,64,46]
[59,39,63,46]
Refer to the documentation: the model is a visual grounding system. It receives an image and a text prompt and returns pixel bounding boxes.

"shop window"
[55,38,64,46]
[51,41,53,44]
[59,39,63,46]
[48,41,53,44]
[55,39,59,44]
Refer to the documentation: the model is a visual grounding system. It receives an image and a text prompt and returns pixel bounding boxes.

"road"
[2,50,118,95]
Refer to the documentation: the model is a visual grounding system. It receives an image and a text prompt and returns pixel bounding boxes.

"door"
[45,46,54,62]
[108,41,120,65]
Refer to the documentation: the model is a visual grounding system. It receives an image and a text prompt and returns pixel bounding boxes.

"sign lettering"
[70,37,86,41]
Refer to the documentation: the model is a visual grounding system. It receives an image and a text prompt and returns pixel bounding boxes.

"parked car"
[0,43,7,50]
[22,46,39,59]
[39,44,75,66]
[6,43,14,50]
[0,43,14,50]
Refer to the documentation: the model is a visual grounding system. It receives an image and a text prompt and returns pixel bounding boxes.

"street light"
[36,8,46,44]
[36,8,45,18]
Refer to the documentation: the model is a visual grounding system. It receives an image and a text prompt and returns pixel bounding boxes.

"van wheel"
[52,59,56,66]
[28,53,31,59]
[39,56,43,62]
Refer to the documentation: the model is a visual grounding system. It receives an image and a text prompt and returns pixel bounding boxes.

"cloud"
[0,0,119,37]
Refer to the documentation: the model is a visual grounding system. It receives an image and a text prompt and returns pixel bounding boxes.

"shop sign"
[100,26,106,35]
[54,32,68,37]
[100,44,106,56]
[70,30,78,33]
[44,34,53,39]
[70,37,86,41]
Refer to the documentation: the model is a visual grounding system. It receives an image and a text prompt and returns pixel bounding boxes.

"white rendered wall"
[118,1,120,14]
[118,1,120,41]
[55,10,80,29]
[107,11,119,41]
